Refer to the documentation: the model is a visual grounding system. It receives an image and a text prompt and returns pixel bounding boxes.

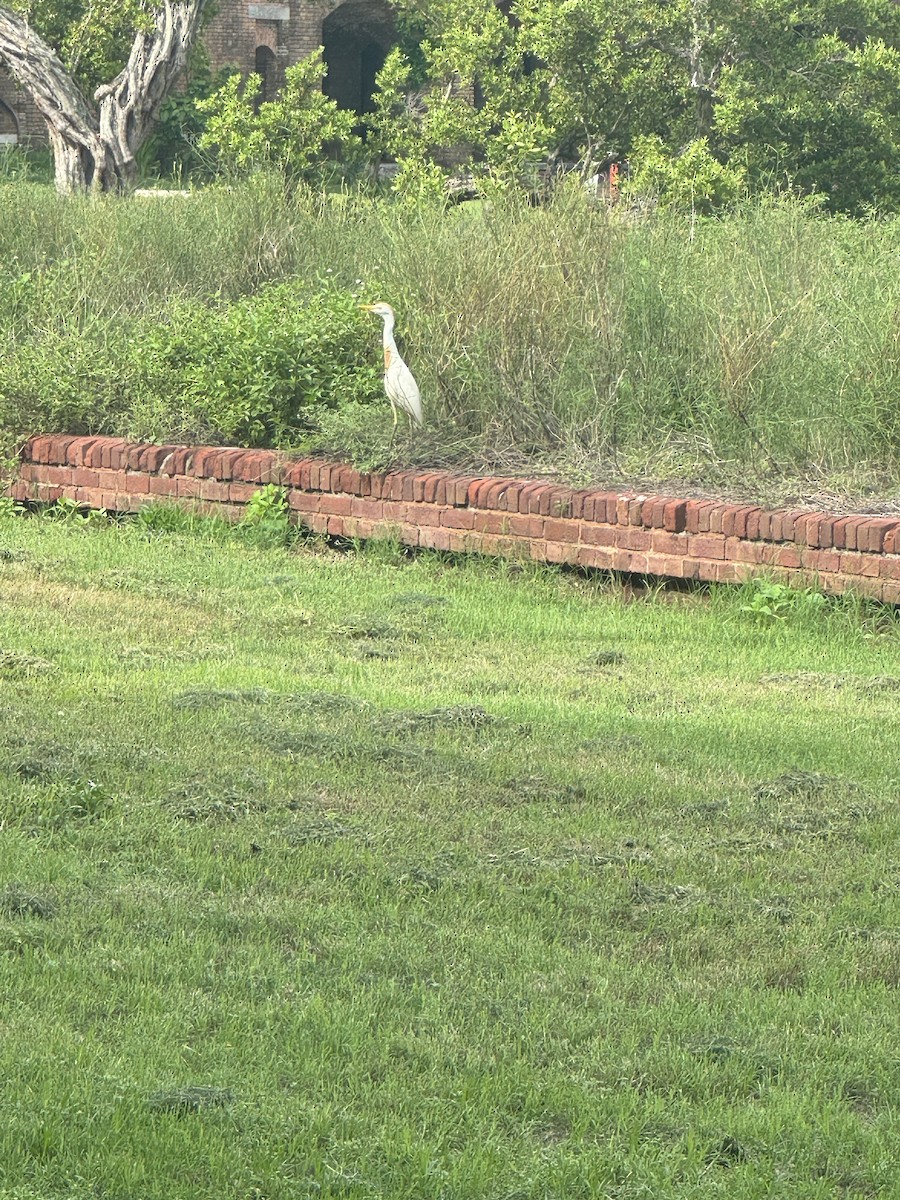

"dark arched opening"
[254,45,277,106]
[322,0,395,119]
[0,98,18,143]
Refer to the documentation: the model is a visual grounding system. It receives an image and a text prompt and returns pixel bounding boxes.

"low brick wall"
[8,435,900,603]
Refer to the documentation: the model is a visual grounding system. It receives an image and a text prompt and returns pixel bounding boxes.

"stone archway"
[321,0,395,117]
[255,45,277,104]
[0,97,19,144]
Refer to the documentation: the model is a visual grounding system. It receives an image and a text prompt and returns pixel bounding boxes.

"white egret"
[360,302,423,433]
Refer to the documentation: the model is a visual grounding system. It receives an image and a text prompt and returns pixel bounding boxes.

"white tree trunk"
[0,1,208,194]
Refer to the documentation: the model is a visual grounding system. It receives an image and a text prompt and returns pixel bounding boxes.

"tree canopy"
[368,0,900,213]
[0,0,206,192]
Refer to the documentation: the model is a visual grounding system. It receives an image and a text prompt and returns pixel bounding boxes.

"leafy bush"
[125,282,381,446]
[198,52,364,184]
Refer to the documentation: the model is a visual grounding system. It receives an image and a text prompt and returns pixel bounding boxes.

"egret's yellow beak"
[359,304,375,311]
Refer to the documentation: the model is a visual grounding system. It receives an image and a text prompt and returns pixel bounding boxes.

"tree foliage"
[369,0,900,213]
[197,51,363,183]
[0,0,207,192]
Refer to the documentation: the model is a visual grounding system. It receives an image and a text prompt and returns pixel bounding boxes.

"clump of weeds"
[0,884,56,919]
[147,1086,235,1115]
[0,650,54,679]
[165,772,268,823]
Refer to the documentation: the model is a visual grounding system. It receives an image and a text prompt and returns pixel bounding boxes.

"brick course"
[7,436,900,603]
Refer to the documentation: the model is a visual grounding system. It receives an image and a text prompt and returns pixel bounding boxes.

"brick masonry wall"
[9,436,900,603]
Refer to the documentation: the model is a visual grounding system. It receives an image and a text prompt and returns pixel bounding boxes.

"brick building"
[0,0,398,146]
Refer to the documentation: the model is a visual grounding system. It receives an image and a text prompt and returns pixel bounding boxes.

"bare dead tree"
[0,0,208,193]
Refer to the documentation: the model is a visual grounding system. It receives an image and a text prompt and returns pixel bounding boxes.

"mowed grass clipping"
[0,509,899,1200]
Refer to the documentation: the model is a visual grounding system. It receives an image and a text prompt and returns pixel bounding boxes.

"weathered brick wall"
[9,436,900,603]
[1,0,349,146]
[0,70,49,145]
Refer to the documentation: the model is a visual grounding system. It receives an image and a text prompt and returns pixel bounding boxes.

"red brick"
[123,472,151,495]
[840,552,881,578]
[421,473,444,504]
[137,444,174,473]
[440,508,476,530]
[380,501,409,524]
[401,473,416,503]
[497,483,524,513]
[288,491,320,513]
[544,518,579,543]
[72,486,101,507]
[651,530,687,555]
[27,435,53,464]
[646,498,667,528]
[350,498,384,520]
[486,481,513,510]
[419,526,452,551]
[506,514,544,538]
[281,461,304,489]
[708,506,730,535]
[148,475,178,497]
[779,510,808,543]
[773,545,802,569]
[70,438,102,468]
[580,523,616,547]
[228,481,261,504]
[576,545,617,570]
[473,511,507,535]
[451,477,477,506]
[794,512,829,547]
[176,477,202,498]
[101,439,128,470]
[687,500,717,533]
[568,491,586,519]
[539,488,565,517]
[521,485,545,515]
[879,556,900,580]
[627,496,647,525]
[404,503,442,527]
[657,554,701,579]
[804,548,841,574]
[721,505,748,537]
[735,507,763,538]
[858,518,897,553]
[883,526,900,555]
[49,435,76,464]
[662,499,688,533]
[317,462,335,492]
[756,511,775,541]
[689,534,726,560]
[320,494,353,517]
[543,540,580,565]
[618,527,651,552]
[615,494,636,525]
[70,467,99,488]
[881,580,900,604]
[730,540,776,565]
[93,469,119,491]
[716,561,751,583]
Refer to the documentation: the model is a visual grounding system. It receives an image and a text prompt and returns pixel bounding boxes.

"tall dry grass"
[2,176,899,494]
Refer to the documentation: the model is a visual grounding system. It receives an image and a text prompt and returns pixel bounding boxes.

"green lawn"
[1,509,899,1199]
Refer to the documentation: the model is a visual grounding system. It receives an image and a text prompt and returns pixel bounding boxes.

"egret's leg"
[388,402,398,449]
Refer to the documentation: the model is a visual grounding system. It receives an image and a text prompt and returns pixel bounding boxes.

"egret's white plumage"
[361,302,423,430]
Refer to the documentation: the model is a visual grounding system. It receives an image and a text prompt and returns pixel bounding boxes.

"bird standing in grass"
[361,302,423,435]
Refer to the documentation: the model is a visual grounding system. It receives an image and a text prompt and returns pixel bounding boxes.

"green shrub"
[125,281,380,446]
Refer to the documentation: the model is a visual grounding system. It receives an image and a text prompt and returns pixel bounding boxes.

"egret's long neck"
[380,313,399,371]
[381,312,397,349]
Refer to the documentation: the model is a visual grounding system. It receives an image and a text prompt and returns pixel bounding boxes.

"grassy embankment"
[1,506,899,1198]
[2,177,900,504]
